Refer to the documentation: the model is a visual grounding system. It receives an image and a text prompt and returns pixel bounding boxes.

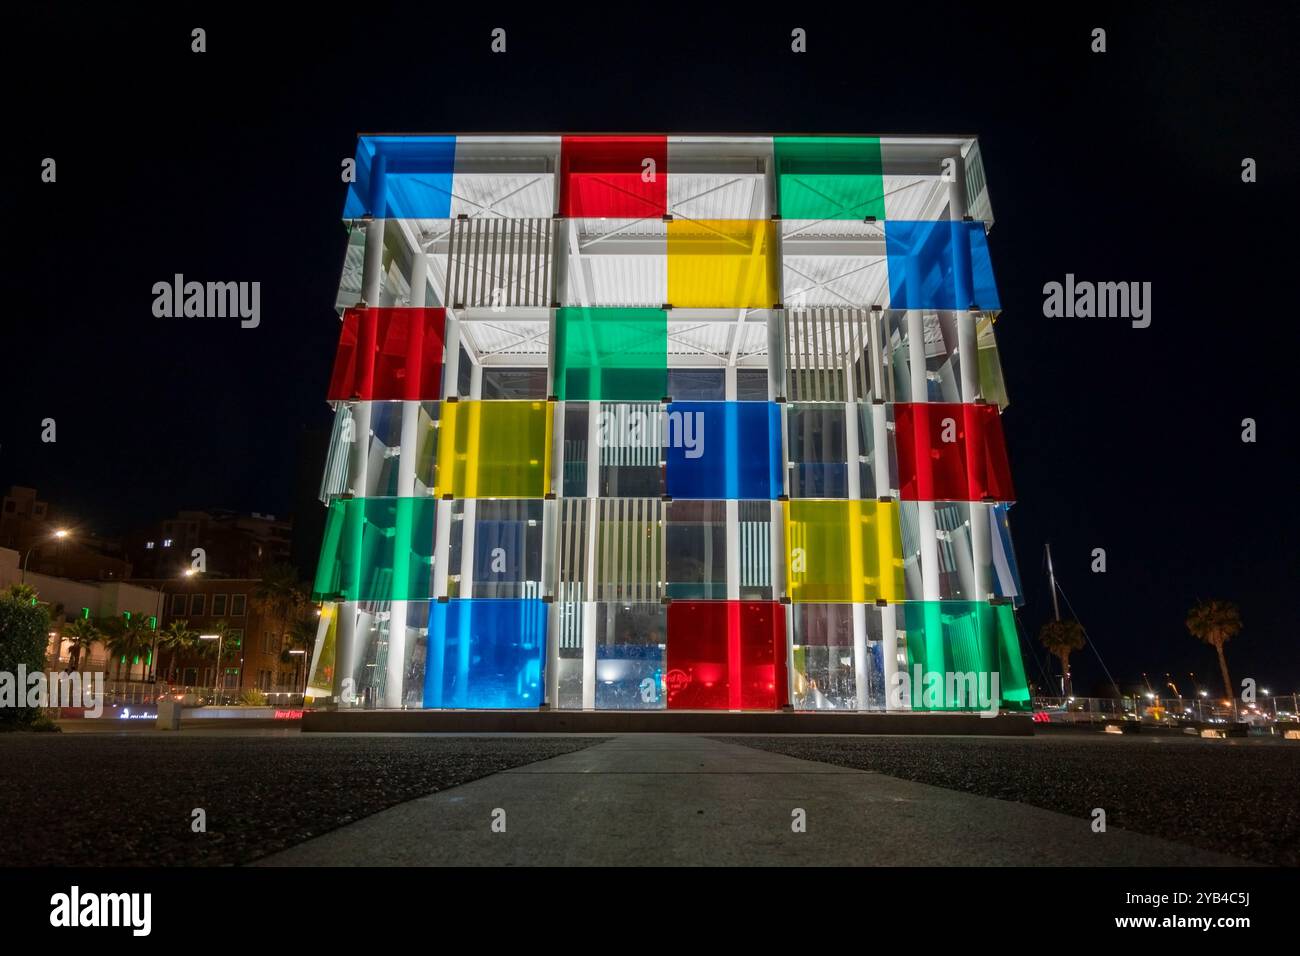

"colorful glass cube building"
[307,134,1030,713]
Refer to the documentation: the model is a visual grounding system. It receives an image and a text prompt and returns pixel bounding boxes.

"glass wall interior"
[319,401,439,502]
[787,404,847,497]
[312,135,1029,713]
[445,499,546,599]
[898,501,1023,603]
[340,601,431,710]
[549,601,669,711]
[790,603,894,711]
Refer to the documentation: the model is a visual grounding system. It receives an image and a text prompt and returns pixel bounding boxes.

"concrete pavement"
[255,734,1245,866]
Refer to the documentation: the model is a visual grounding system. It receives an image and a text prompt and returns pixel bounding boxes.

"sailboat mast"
[1045,543,1062,622]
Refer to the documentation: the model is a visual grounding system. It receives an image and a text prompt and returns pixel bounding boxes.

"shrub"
[0,594,52,729]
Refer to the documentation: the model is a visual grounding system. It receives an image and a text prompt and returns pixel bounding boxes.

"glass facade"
[311,133,1027,713]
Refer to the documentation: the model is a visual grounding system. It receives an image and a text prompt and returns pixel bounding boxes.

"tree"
[0,591,52,727]
[1038,619,1086,698]
[255,563,305,630]
[1186,600,1242,701]
[281,617,318,692]
[62,618,102,672]
[5,583,39,605]
[156,619,197,685]
[101,614,155,682]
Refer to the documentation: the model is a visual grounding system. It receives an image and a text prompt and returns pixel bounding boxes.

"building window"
[145,541,155,550]
[211,594,227,616]
[162,538,173,548]
[230,594,246,616]
[190,594,206,617]
[170,594,188,615]
[228,629,243,650]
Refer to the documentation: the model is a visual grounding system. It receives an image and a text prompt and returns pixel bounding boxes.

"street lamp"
[21,528,71,583]
[152,568,200,686]
[199,633,222,705]
[288,648,306,697]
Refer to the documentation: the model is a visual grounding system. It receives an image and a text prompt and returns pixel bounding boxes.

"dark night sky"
[5,5,1297,694]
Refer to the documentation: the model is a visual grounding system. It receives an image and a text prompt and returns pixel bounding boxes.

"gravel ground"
[715,733,1300,866]
[0,732,599,867]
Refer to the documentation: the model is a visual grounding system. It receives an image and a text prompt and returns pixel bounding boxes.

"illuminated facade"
[307,134,1030,713]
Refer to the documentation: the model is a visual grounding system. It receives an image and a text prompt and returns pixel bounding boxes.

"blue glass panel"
[885,220,1000,311]
[595,644,666,710]
[423,598,546,708]
[343,136,456,220]
[991,503,1024,606]
[665,401,782,499]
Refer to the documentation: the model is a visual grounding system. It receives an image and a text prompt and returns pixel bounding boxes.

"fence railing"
[89,681,306,710]
[1032,695,1299,725]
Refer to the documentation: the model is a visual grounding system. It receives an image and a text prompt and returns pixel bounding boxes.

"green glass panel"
[311,497,437,602]
[903,601,1030,710]
[774,136,885,220]
[553,308,667,400]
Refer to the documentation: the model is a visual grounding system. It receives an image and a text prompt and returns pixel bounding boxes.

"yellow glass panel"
[667,219,779,309]
[434,400,553,498]
[783,499,904,603]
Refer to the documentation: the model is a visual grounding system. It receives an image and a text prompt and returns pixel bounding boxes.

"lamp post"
[21,528,70,584]
[153,568,198,685]
[288,648,306,698]
[199,632,222,705]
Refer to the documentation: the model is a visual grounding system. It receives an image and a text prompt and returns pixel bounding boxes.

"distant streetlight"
[199,633,223,704]
[21,528,72,583]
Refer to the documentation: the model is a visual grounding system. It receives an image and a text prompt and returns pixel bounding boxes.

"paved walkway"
[256,734,1244,866]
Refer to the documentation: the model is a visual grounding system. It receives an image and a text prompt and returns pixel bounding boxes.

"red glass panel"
[560,136,668,218]
[895,403,1014,501]
[666,601,786,710]
[326,308,446,402]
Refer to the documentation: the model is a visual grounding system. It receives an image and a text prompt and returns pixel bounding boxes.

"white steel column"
[724,366,741,600]
[844,353,870,711]
[582,395,601,709]
[458,365,483,596]
[907,309,942,609]
[338,219,385,706]
[383,251,427,708]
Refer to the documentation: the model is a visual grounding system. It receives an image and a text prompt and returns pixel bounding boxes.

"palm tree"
[6,582,39,605]
[1038,619,1086,697]
[157,619,197,685]
[282,617,318,692]
[102,614,154,682]
[1186,600,1242,700]
[62,618,102,671]
[254,563,305,638]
